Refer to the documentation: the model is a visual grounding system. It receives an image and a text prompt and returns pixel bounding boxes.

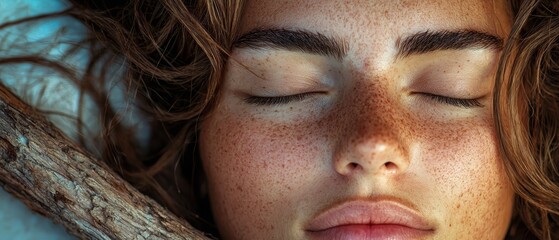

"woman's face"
[200,0,515,239]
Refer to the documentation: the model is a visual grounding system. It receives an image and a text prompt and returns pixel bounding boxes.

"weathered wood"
[0,83,211,240]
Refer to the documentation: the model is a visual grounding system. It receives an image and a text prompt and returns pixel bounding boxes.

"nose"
[334,135,409,177]
[332,86,410,178]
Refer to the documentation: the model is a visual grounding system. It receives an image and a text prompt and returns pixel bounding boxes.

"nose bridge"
[349,82,396,140]
[333,76,409,176]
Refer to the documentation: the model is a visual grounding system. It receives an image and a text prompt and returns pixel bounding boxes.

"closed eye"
[244,92,483,108]
[244,92,318,105]
[422,93,484,108]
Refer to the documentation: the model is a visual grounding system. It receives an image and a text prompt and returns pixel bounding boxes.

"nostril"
[384,162,398,173]
[349,162,359,169]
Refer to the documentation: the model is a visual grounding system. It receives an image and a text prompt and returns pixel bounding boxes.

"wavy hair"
[496,0,559,239]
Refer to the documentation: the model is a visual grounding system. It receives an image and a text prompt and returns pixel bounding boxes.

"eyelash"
[422,93,483,108]
[244,92,315,105]
[244,92,483,108]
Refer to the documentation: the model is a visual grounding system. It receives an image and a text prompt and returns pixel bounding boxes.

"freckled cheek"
[200,112,328,229]
[418,122,513,236]
[204,116,324,184]
[421,124,499,185]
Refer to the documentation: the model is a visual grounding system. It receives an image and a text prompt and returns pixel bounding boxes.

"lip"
[305,198,435,240]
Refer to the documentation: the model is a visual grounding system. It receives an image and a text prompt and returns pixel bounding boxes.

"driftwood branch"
[0,83,210,239]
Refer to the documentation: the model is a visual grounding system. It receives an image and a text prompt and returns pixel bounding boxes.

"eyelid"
[421,93,484,108]
[244,92,320,105]
[244,91,484,109]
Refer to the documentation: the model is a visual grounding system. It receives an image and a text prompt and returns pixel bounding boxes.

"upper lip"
[305,197,434,232]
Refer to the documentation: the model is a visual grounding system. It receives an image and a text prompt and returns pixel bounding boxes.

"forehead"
[239,0,511,36]
[238,0,511,71]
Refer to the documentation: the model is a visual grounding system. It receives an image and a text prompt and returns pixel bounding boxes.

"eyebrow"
[232,29,503,60]
[396,30,504,58]
[233,28,348,60]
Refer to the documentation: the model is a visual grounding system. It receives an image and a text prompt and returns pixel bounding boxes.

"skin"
[199,0,515,239]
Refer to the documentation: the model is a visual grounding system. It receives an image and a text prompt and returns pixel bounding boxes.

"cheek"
[199,102,515,238]
[418,121,514,237]
[199,109,326,237]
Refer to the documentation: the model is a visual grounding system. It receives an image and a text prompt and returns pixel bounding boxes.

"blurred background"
[1,0,151,238]
[1,0,84,239]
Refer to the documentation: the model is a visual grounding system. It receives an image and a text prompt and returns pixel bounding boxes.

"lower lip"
[307,224,433,240]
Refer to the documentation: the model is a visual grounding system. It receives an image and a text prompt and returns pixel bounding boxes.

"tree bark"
[0,83,211,239]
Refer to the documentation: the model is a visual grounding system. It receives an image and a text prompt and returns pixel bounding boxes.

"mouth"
[305,198,435,240]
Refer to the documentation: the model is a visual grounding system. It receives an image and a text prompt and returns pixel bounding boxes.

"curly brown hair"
[496,0,559,239]
[1,0,558,239]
